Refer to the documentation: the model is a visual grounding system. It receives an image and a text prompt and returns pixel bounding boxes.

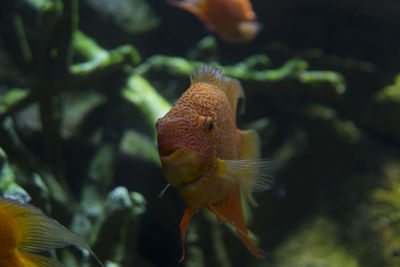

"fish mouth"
[178,172,206,191]
[159,149,203,187]
[159,147,183,162]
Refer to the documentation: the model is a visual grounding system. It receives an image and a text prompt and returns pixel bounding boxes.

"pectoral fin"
[179,205,198,262]
[206,184,264,259]
[218,158,277,206]
[219,129,277,206]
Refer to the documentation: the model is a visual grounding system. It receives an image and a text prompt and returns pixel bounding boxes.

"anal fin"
[206,184,264,259]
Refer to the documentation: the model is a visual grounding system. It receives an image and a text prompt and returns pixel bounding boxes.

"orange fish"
[0,196,103,267]
[156,66,275,261]
[169,0,261,43]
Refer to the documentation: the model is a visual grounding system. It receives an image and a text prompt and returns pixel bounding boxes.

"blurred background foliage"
[1,0,400,266]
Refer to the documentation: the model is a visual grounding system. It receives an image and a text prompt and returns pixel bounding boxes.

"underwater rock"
[0,117,68,207]
[0,146,30,202]
[81,185,106,219]
[13,103,42,133]
[119,130,160,165]
[88,143,116,186]
[90,186,151,266]
[60,90,106,139]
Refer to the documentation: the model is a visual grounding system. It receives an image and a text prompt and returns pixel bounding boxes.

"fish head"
[156,109,217,188]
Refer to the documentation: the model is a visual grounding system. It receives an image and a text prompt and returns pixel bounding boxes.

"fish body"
[156,66,275,261]
[170,0,261,43]
[0,197,103,267]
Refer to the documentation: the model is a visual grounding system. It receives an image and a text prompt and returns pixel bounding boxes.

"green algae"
[362,74,400,140]
[71,44,140,75]
[367,161,400,266]
[0,88,30,115]
[267,217,359,267]
[374,74,400,103]
[134,54,345,102]
[0,147,30,201]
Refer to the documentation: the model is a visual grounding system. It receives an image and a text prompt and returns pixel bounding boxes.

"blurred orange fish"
[0,196,103,267]
[156,66,275,261]
[169,0,261,43]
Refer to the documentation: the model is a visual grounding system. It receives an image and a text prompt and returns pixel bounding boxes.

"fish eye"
[203,117,215,133]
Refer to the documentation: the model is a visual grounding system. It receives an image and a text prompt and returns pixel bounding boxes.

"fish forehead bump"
[157,104,204,133]
[159,86,228,129]
[184,66,235,115]
[181,83,227,114]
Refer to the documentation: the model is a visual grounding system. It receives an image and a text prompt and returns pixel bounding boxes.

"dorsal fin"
[191,66,245,117]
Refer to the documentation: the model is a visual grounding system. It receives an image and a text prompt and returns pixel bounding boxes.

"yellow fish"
[156,66,275,261]
[0,196,103,267]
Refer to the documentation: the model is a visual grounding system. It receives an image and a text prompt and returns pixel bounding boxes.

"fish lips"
[160,149,204,187]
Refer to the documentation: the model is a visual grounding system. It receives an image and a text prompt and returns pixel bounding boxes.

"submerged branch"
[133,55,346,102]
